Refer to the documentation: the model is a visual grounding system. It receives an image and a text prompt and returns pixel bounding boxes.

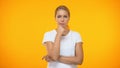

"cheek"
[65,18,69,22]
[56,19,59,22]
[55,18,60,23]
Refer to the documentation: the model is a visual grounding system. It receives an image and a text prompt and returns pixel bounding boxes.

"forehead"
[56,9,69,15]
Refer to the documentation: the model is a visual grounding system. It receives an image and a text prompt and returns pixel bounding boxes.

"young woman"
[42,5,83,68]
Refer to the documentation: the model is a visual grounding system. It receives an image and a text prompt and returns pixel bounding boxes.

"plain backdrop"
[0,0,120,68]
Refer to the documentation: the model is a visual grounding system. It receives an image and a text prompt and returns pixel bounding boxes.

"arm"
[43,42,84,64]
[58,42,83,65]
[43,26,64,61]
[44,33,62,61]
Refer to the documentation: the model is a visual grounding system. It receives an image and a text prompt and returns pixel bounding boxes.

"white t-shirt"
[42,29,82,68]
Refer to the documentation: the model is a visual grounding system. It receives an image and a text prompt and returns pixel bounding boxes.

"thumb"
[42,56,46,60]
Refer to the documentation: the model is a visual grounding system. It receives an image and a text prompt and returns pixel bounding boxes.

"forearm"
[58,56,83,65]
[49,33,62,60]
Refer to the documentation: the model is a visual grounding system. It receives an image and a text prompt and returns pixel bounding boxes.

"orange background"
[0,0,120,68]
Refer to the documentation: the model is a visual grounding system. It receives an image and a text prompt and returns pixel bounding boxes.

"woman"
[42,5,83,68]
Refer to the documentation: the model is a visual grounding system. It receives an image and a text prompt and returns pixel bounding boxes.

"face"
[55,9,70,27]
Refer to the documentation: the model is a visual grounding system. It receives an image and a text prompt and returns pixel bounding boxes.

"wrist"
[57,56,61,61]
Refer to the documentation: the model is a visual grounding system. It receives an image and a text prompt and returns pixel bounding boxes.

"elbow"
[78,61,83,65]
[76,59,83,65]
[76,56,83,65]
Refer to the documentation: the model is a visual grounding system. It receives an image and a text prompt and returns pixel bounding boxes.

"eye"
[64,15,68,18]
[57,15,61,18]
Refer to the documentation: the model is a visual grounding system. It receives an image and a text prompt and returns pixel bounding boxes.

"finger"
[45,58,51,62]
[44,56,52,62]
[42,56,46,60]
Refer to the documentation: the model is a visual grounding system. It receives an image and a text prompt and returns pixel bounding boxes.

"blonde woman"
[42,5,83,68]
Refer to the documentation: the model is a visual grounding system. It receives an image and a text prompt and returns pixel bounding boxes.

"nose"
[60,17,64,22]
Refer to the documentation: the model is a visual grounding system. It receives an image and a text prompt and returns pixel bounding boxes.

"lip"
[59,23,64,25]
[59,24,65,26]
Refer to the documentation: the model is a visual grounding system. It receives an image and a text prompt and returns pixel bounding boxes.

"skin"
[42,9,83,65]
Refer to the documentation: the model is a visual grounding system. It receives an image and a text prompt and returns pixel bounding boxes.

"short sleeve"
[42,32,54,45]
[75,32,82,43]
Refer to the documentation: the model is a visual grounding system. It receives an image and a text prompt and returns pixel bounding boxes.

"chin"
[60,24,65,26]
[58,24,67,27]
[62,25,68,28]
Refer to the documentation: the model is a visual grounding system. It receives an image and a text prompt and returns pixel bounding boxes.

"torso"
[46,29,79,68]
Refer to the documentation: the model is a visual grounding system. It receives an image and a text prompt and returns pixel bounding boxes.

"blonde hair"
[55,5,70,17]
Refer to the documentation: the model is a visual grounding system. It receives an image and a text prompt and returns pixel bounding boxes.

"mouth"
[59,23,65,25]
[59,24,65,26]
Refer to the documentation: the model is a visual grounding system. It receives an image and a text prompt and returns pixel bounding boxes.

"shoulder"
[44,29,56,35]
[70,30,81,36]
[42,29,56,44]
[70,30,83,43]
